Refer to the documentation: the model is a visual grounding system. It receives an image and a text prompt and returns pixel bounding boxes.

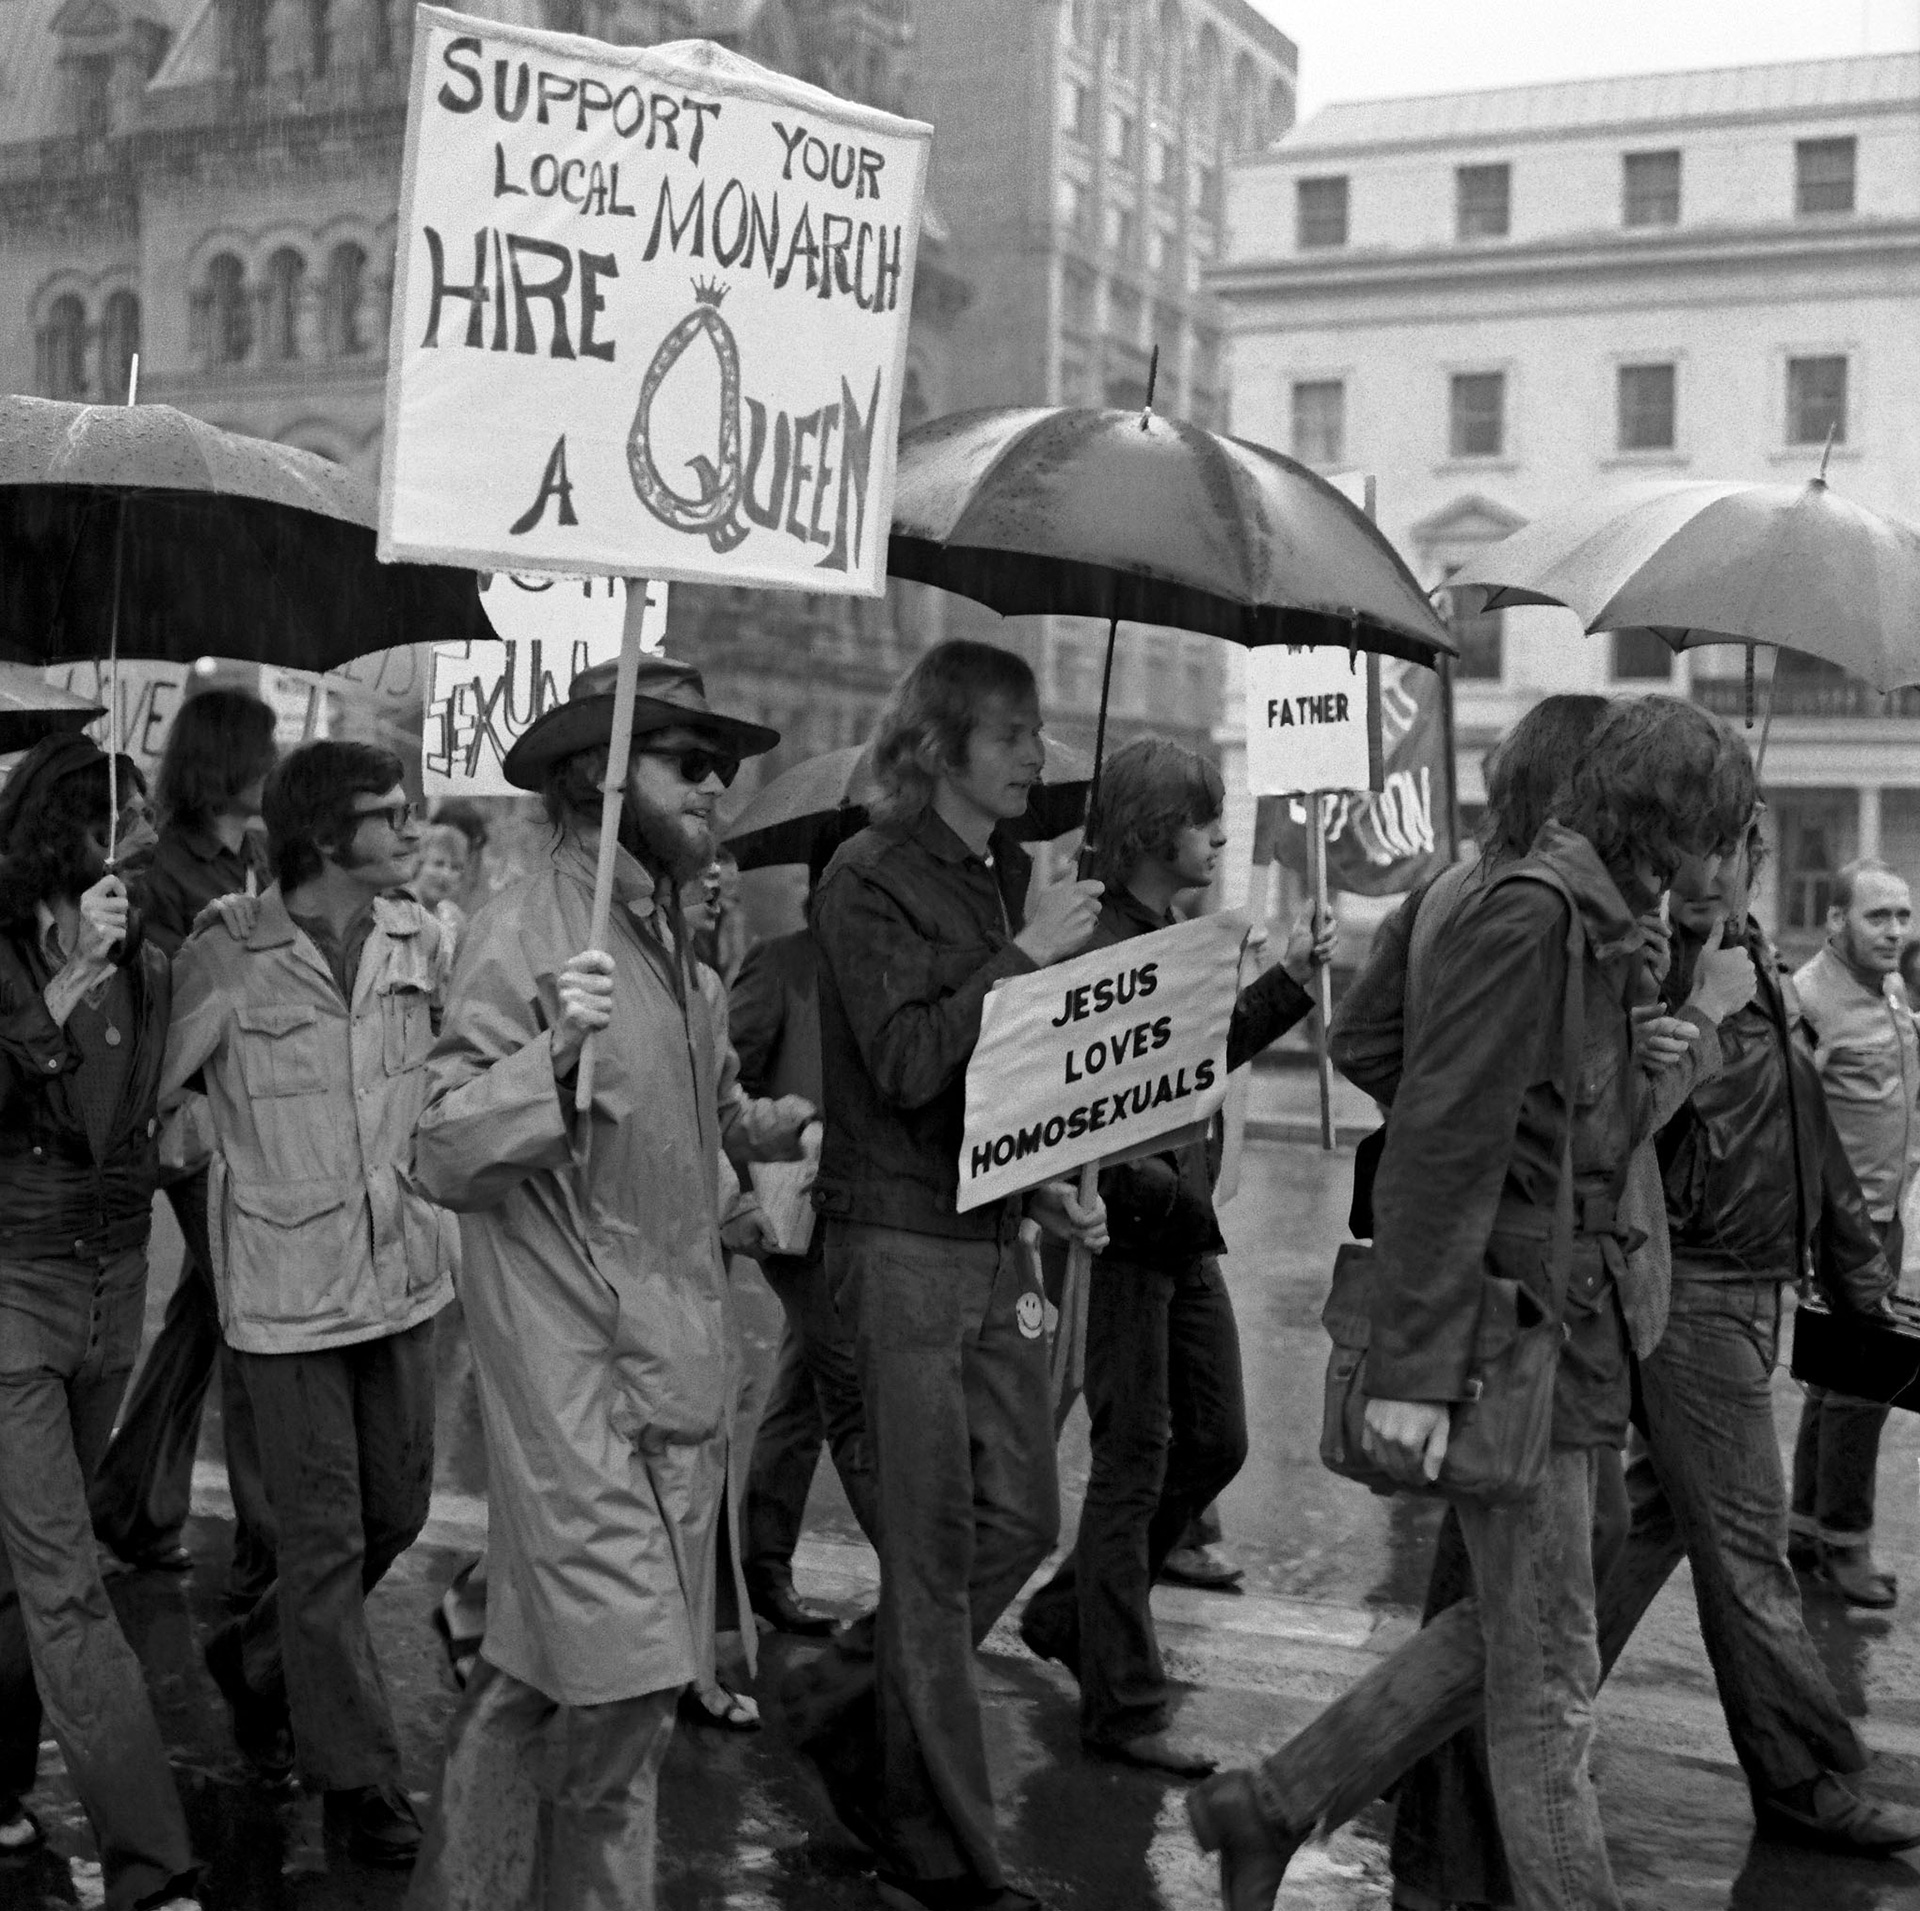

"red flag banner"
[1265,657,1455,897]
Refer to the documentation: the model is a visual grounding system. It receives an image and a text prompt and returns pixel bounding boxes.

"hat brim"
[502,692,781,792]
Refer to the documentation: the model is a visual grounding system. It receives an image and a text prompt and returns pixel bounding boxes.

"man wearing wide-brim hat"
[406,656,808,1911]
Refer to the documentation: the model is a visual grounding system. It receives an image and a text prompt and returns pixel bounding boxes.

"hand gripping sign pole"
[1304,790,1337,1150]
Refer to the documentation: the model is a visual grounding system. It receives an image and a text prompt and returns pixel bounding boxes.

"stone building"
[0,0,972,787]
[1213,51,1920,952]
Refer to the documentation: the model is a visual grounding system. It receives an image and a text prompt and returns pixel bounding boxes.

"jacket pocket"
[381,987,432,1077]
[235,1004,328,1099]
[223,1176,354,1322]
[599,1224,727,1455]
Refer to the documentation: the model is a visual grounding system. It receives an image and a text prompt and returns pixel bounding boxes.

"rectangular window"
[73,54,113,136]
[1104,202,1139,257]
[1290,379,1345,464]
[1617,362,1676,451]
[1150,135,1176,193]
[1443,573,1503,680]
[1107,106,1134,165]
[1795,137,1856,216]
[1622,149,1680,227]
[1612,629,1673,680]
[1148,224,1176,277]
[1193,159,1221,221]
[1056,174,1091,234]
[1455,162,1510,240]
[1786,355,1848,445]
[1296,175,1349,249]
[1449,371,1505,458]
[1059,76,1088,141]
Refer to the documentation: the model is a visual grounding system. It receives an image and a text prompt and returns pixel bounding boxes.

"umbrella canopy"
[1451,477,1920,692]
[0,393,489,671]
[0,665,103,755]
[888,406,1455,669]
[724,735,1092,873]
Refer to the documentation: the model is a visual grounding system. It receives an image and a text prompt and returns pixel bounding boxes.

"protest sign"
[957,914,1244,1213]
[381,7,930,596]
[424,577,667,794]
[1244,644,1384,798]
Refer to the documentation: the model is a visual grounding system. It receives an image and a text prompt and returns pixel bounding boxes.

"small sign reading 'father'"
[1245,644,1385,799]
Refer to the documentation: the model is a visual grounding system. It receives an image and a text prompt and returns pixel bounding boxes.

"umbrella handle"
[575,582,651,1117]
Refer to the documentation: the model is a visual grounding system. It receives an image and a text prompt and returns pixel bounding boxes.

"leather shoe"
[1185,1769,1305,1911]
[1757,1772,1920,1853]
[1821,1547,1898,1609]
[1160,1544,1246,1592]
[203,1631,295,1788]
[323,1784,423,1867]
[1089,1730,1217,1777]
[748,1580,836,1636]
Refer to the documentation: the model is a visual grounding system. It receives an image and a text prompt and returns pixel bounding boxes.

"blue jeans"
[1254,1447,1622,1911]
[0,1247,196,1910]
[1020,1252,1247,1744]
[779,1219,1058,1890]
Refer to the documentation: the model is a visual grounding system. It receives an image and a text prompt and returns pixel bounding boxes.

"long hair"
[1556,696,1756,892]
[1479,694,1610,861]
[153,689,278,832]
[867,641,1037,828]
[1086,736,1224,891]
[0,753,144,926]
[262,741,406,893]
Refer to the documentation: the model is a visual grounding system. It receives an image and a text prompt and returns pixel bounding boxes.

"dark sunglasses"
[637,744,740,789]
[350,799,417,835]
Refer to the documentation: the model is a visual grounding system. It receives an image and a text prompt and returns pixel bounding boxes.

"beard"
[621,785,713,882]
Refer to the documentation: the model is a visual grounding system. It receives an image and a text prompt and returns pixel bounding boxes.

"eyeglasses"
[636,745,740,790]
[350,800,417,835]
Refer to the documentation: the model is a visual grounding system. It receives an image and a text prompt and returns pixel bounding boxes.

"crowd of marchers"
[0,639,1916,1911]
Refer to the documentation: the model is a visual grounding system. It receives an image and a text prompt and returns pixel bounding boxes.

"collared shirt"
[811,808,1037,1239]
[1795,941,1919,1226]
[137,821,263,959]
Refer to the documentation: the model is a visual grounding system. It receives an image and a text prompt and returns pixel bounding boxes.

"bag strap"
[1404,860,1479,1055]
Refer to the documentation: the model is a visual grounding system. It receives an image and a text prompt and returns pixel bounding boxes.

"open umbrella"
[723,734,1092,874]
[0,665,103,756]
[1449,473,1920,724]
[888,387,1454,1400]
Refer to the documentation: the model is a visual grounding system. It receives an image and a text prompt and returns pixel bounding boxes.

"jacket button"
[147,1118,156,1137]
[73,1239,86,1255]
[46,1058,58,1071]
[31,1146,43,1158]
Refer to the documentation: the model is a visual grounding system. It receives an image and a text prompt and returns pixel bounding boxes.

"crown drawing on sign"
[691,278,729,308]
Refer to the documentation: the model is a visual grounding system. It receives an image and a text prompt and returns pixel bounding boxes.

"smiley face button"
[1015,1290,1046,1341]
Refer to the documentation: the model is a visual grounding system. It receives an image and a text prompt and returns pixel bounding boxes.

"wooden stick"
[1306,791,1337,1151]
[574,583,649,1116]
[1215,827,1274,1207]
[1051,1157,1100,1416]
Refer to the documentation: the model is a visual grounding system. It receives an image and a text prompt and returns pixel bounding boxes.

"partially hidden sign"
[382,8,930,595]
[1245,645,1384,798]
[424,575,667,794]
[958,915,1245,1213]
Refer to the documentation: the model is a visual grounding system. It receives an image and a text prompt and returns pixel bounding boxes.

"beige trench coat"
[413,833,785,1707]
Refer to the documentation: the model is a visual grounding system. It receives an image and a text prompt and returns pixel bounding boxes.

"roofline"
[1250,49,1919,165]
[1208,215,1920,304]
[1207,0,1298,72]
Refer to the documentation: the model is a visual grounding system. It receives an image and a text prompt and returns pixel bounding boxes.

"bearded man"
[405,656,784,1911]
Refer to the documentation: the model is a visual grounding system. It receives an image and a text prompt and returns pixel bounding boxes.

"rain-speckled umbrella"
[0,392,488,673]
[723,733,1092,873]
[0,665,102,756]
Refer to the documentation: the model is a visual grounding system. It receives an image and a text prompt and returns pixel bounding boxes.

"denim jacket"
[162,885,456,1354]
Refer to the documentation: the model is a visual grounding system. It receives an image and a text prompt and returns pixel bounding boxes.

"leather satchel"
[1317,858,1585,1507]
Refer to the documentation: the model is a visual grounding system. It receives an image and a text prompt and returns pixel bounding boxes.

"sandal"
[679,1681,761,1731]
[0,1801,45,1857]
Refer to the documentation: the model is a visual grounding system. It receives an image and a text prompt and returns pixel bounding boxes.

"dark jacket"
[729,928,822,1106]
[0,915,169,1257]
[1354,825,1642,1445]
[1092,887,1312,1262]
[136,820,262,959]
[811,811,1037,1238]
[1657,921,1890,1310]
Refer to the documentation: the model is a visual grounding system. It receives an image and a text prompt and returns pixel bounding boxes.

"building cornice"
[1209,216,1920,304]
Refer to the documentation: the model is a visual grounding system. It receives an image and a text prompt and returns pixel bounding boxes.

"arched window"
[322,242,368,356]
[263,249,304,361]
[38,294,88,399]
[1268,76,1293,145]
[207,254,251,364]
[226,0,268,84]
[1192,28,1221,123]
[1154,3,1182,107]
[99,289,139,400]
[1233,54,1260,152]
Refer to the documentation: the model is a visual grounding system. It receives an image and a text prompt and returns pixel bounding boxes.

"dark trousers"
[1790,1213,1903,1551]
[1020,1252,1247,1745]
[216,1319,436,1791]
[780,1220,1058,1891]
[0,1247,196,1911]
[90,1172,276,1599]
[1393,1275,1864,1905]
[743,1242,879,1589]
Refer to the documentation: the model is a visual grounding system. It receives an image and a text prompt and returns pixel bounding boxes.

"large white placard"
[382,8,929,595]
[1244,645,1385,798]
[423,576,666,794]
[957,915,1245,1213]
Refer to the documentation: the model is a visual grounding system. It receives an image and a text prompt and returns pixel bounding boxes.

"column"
[1858,783,1883,865]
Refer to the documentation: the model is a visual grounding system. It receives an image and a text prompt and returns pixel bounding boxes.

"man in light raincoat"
[405,657,802,1911]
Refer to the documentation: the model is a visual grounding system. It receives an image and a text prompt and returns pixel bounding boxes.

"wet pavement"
[11,1112,1920,1911]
